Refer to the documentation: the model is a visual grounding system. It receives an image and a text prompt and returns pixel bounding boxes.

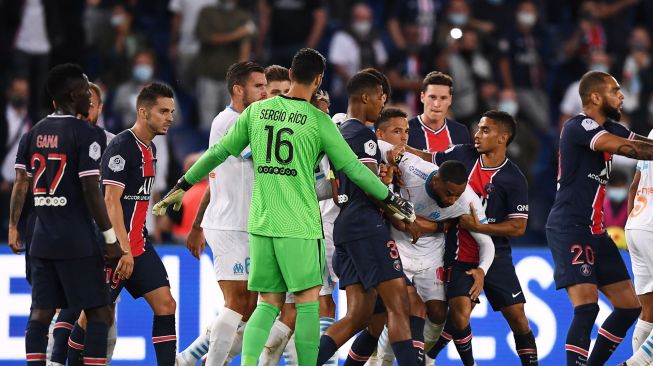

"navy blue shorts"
[333,230,404,290]
[30,255,111,309]
[106,245,170,300]
[484,255,525,311]
[445,263,480,304]
[546,227,630,290]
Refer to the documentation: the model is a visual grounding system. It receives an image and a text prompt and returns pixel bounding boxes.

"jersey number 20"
[264,125,294,165]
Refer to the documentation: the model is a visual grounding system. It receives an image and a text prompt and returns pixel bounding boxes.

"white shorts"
[204,229,250,281]
[401,255,446,302]
[626,229,653,295]
[286,222,337,303]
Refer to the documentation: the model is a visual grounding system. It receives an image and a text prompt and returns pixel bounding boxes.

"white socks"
[206,307,243,366]
[224,321,247,365]
[107,320,118,363]
[176,327,210,366]
[633,319,653,352]
[424,319,444,352]
[626,321,653,366]
[259,319,293,366]
[376,326,395,366]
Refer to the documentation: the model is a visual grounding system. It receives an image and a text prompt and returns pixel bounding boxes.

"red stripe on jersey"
[128,200,148,256]
[456,229,480,263]
[420,117,453,152]
[136,141,155,177]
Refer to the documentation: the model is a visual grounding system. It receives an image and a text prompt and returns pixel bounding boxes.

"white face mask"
[111,14,126,27]
[516,12,537,27]
[498,99,519,116]
[607,187,628,202]
[352,21,372,37]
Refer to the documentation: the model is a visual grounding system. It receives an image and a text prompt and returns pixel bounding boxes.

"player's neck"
[346,103,367,125]
[54,105,76,116]
[582,107,607,125]
[481,150,506,168]
[231,98,245,113]
[420,113,445,131]
[285,83,313,102]
[131,123,154,145]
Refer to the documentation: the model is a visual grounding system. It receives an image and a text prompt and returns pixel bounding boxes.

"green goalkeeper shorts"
[248,234,325,293]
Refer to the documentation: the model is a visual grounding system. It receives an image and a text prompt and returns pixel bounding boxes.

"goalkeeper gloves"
[382,191,416,222]
[152,176,192,216]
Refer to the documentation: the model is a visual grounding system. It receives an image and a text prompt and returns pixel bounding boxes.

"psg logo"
[484,183,495,195]
[393,260,402,272]
[580,263,592,277]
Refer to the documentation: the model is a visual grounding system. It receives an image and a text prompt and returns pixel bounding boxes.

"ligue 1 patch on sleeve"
[364,140,377,156]
[108,155,125,172]
[581,118,599,131]
[89,142,101,160]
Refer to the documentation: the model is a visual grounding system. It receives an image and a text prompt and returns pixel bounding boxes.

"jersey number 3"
[30,153,67,195]
[264,125,294,165]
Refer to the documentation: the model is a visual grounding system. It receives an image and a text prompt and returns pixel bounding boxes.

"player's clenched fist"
[382,191,416,222]
[152,177,191,216]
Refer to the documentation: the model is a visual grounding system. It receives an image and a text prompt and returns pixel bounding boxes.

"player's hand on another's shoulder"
[186,227,205,260]
[466,267,485,301]
[7,225,25,254]
[459,203,481,231]
[115,249,134,280]
[153,177,190,216]
[386,143,406,166]
[382,191,416,223]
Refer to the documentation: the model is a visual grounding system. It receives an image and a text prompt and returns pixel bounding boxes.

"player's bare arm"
[403,144,433,162]
[80,176,126,263]
[628,170,641,214]
[594,132,653,160]
[459,203,527,237]
[7,168,29,254]
[104,184,133,278]
[187,187,210,259]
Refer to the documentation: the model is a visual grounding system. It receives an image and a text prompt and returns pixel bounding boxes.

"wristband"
[176,176,192,191]
[102,228,117,244]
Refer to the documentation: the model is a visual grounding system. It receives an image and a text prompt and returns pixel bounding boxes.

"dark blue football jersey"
[16,114,104,259]
[101,130,157,257]
[408,116,471,152]
[546,114,634,235]
[435,144,529,257]
[333,119,385,244]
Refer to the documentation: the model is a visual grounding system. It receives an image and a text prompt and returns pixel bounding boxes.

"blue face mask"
[607,187,628,202]
[448,13,468,26]
[590,63,609,73]
[498,99,519,116]
[133,64,153,82]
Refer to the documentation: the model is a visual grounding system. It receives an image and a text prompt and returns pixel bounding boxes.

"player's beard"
[243,90,256,108]
[602,101,621,121]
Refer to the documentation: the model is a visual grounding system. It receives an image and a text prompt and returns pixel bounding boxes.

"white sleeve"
[463,189,494,274]
[329,32,355,66]
[398,153,437,188]
[377,140,392,163]
[315,156,333,201]
[560,82,581,115]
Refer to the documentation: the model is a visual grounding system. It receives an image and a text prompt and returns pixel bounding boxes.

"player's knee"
[84,305,114,326]
[427,306,447,325]
[29,308,56,324]
[410,299,427,318]
[319,295,336,318]
[153,296,177,315]
[449,304,470,329]
[225,295,251,314]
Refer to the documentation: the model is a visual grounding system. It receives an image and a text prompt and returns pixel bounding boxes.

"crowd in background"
[2,0,653,245]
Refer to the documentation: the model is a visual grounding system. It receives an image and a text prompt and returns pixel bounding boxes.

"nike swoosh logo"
[512,291,522,298]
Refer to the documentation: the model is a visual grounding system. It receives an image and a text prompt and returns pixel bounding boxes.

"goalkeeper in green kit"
[152,48,415,366]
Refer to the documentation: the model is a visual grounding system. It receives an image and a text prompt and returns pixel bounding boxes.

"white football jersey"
[379,141,493,271]
[201,106,253,231]
[316,156,340,224]
[626,129,653,232]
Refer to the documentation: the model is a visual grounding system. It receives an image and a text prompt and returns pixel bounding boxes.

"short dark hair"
[264,65,290,83]
[579,70,611,105]
[291,48,326,85]
[375,107,407,129]
[346,72,382,97]
[136,82,174,109]
[422,71,453,94]
[226,61,265,96]
[361,67,392,99]
[438,160,468,185]
[482,110,517,145]
[47,63,86,105]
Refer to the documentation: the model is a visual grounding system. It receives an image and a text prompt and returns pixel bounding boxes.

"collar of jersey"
[48,113,75,118]
[128,129,151,149]
[479,156,508,171]
[279,94,308,102]
[424,169,438,201]
[418,115,448,134]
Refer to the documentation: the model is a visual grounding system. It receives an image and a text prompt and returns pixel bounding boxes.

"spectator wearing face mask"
[328,2,387,111]
[605,169,631,249]
[615,27,652,119]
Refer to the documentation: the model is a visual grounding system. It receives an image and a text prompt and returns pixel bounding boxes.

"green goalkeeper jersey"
[184,95,389,239]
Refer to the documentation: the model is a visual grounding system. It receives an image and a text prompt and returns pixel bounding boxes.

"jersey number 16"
[264,125,294,165]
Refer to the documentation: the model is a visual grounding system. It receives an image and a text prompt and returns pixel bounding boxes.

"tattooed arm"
[8,169,29,253]
[594,133,653,160]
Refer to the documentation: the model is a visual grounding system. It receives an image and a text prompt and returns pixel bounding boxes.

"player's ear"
[361,92,369,104]
[590,91,601,106]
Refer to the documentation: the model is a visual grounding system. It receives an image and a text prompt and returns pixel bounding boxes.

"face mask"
[590,63,609,73]
[9,95,27,109]
[111,14,125,27]
[352,21,372,37]
[133,64,153,82]
[498,99,519,116]
[448,13,468,26]
[607,187,628,202]
[516,12,537,27]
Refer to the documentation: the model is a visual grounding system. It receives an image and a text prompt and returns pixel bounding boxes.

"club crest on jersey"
[108,155,125,172]
[89,142,101,160]
[484,182,495,195]
[233,262,245,275]
[580,263,592,277]
[581,118,599,131]
[393,259,402,271]
[364,140,377,156]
